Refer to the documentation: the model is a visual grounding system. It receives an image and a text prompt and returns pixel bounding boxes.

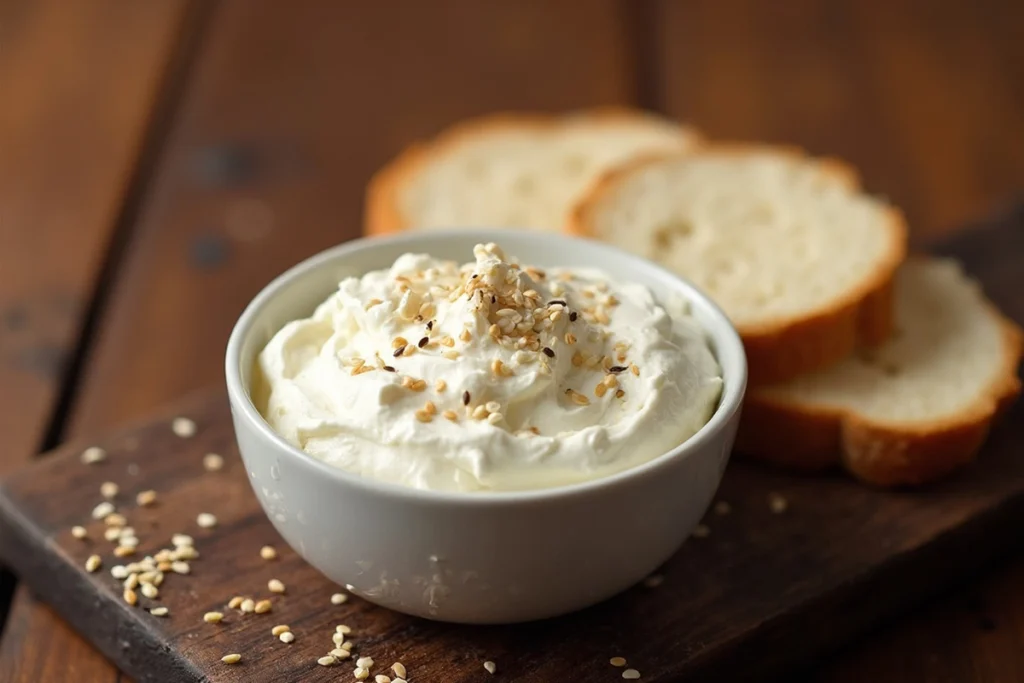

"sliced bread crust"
[736,258,1023,486]
[568,146,907,385]
[364,108,701,235]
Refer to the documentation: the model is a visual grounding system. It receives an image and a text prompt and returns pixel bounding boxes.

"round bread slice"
[737,257,1023,486]
[365,108,701,235]
[569,146,907,385]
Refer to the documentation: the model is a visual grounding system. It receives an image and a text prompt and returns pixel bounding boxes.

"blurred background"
[0,0,1022,681]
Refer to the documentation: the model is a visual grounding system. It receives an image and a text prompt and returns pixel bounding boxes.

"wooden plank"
[0,0,191,474]
[652,0,1024,239]
[0,1,639,680]
[0,204,1021,683]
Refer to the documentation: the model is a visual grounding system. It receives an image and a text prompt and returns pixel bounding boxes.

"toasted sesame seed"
[221,654,241,664]
[424,400,437,415]
[171,560,190,574]
[228,596,244,609]
[260,545,277,560]
[331,592,348,605]
[81,446,109,466]
[172,533,193,548]
[240,598,255,613]
[391,337,408,349]
[197,512,217,528]
[341,641,354,651]
[571,351,584,367]
[615,389,626,398]
[471,405,488,420]
[100,481,119,499]
[114,545,135,558]
[442,350,460,360]
[435,379,447,392]
[71,526,87,540]
[92,501,115,520]
[485,401,501,413]
[610,657,627,667]
[85,555,102,573]
[318,656,337,667]
[484,661,497,674]
[414,410,433,423]
[603,374,619,388]
[714,501,732,516]
[172,417,196,438]
[136,490,157,507]
[268,579,285,594]
[459,329,472,343]
[150,606,169,617]
[769,492,788,514]
[333,632,345,646]
[254,599,272,613]
[692,524,711,538]
[279,631,295,643]
[104,512,127,527]
[440,335,455,348]
[566,389,590,406]
[203,453,225,471]
[119,535,139,548]
[123,588,138,606]
[595,382,608,398]
[392,663,407,678]
[271,624,290,636]
[123,572,139,590]
[141,583,159,599]
[157,560,173,572]
[631,363,640,376]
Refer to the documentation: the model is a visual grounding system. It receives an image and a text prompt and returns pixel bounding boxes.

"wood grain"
[0,0,192,474]
[0,197,1021,683]
[0,0,639,680]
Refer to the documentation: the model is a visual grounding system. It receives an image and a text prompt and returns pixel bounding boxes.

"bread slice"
[737,257,1023,486]
[365,108,700,234]
[569,146,907,385]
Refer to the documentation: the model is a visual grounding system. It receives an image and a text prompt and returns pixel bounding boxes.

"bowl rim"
[225,228,747,507]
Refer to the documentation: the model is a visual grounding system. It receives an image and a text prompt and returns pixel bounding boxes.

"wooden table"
[0,0,1021,680]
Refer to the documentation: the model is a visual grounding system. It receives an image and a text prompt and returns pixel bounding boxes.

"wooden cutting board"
[0,211,1022,683]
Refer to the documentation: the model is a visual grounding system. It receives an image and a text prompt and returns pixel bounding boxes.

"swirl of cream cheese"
[256,243,723,492]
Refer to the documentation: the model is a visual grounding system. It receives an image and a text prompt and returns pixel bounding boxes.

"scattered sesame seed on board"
[332,648,351,659]
[769,492,789,513]
[692,524,711,539]
[92,501,115,520]
[172,533,194,547]
[271,624,290,636]
[100,481,119,499]
[141,583,158,599]
[714,501,732,516]
[196,512,217,528]
[336,624,352,634]
[484,660,497,674]
[111,565,128,580]
[356,656,374,669]
[354,668,369,680]
[268,578,285,593]
[435,378,447,392]
[104,512,127,527]
[375,676,391,683]
[71,526,87,540]
[643,574,664,588]
[81,446,107,464]
[221,654,241,664]
[228,596,244,609]
[123,588,138,606]
[279,631,295,643]
[171,560,190,574]
[203,453,224,471]
[240,598,255,613]
[331,592,348,605]
[149,607,169,617]
[623,668,641,679]
[392,663,407,678]
[610,656,627,667]
[171,417,197,438]
[317,655,337,666]
[260,545,277,560]
[85,555,102,573]
[114,545,135,558]
[254,599,272,613]
[204,611,224,624]
[136,490,157,507]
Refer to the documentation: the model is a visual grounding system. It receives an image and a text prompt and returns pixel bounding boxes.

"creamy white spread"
[256,243,723,492]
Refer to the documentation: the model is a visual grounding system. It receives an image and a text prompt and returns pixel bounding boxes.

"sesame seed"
[357,656,375,668]
[123,573,139,590]
[254,599,272,614]
[608,365,627,374]
[333,632,345,646]
[271,624,290,636]
[196,512,217,528]
[769,492,789,514]
[414,410,433,423]
[203,453,225,471]
[615,389,626,399]
[92,501,115,520]
[459,329,472,343]
[392,663,407,678]
[119,535,139,548]
[240,598,255,613]
[104,512,127,527]
[71,526,87,540]
[491,359,512,377]
[392,345,406,357]
[228,596,244,609]
[643,574,664,588]
[631,364,640,376]
[376,676,392,683]
[610,657,627,667]
[136,490,157,507]
[341,641,354,651]
[542,346,555,358]
[424,400,437,415]
[331,592,348,605]
[566,389,590,406]
[111,565,128,579]
[317,656,337,667]
[331,648,350,659]
[268,579,285,593]
[85,555,102,573]
[595,382,608,398]
[100,481,119,499]
[603,374,619,388]
[221,654,241,664]
[383,364,397,373]
[114,546,135,558]
[171,560,190,574]
[391,337,408,349]
[484,401,501,413]
[484,661,497,674]
[442,350,460,360]
[279,631,295,643]
[439,335,454,348]
[571,351,584,367]
[260,545,277,560]
[692,524,711,538]
[123,588,138,606]
[172,533,194,547]
[623,668,641,679]
[462,390,471,405]
[141,583,158,599]
[336,624,352,634]
[172,417,196,438]
[150,607,169,617]
[714,501,731,516]
[81,446,107,464]
[487,412,503,425]
[435,379,447,392]
[355,668,369,680]
[203,611,224,624]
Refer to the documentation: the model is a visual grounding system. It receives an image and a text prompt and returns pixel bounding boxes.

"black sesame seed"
[548,300,567,307]
[542,347,555,358]
[426,320,433,331]
[569,311,578,322]
[383,365,397,372]
[471,274,479,279]
[491,295,496,304]
[462,390,471,405]
[418,337,429,348]
[608,365,627,373]
[393,346,406,357]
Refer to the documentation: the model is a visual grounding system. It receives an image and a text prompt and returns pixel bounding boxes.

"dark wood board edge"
[0,487,204,683]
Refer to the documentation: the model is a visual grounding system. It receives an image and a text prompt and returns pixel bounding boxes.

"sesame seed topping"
[631,363,640,376]
[136,490,157,507]
[442,410,459,422]
[204,611,224,623]
[391,337,408,349]
[414,410,432,423]
[337,624,352,634]
[141,583,159,599]
[484,661,497,674]
[272,624,289,636]
[608,365,627,373]
[435,379,447,392]
[71,526,87,540]
[254,599,272,613]
[487,412,503,425]
[459,329,472,343]
[354,668,369,680]
[171,417,196,438]
[279,631,295,643]
[615,389,626,399]
[81,446,107,464]
[383,365,397,372]
[442,349,460,360]
[769,492,789,514]
[268,578,285,593]
[104,512,126,527]
[542,346,555,358]
[565,389,590,406]
[424,400,437,415]
[100,481,119,499]
[376,676,391,683]
[171,560,190,574]
[417,336,428,348]
[571,351,584,367]
[85,555,102,573]
[623,668,641,679]
[595,382,608,398]
[221,654,241,664]
[392,345,406,357]
[197,512,217,528]
[203,453,224,471]
[485,401,501,413]
[610,657,627,667]
[462,390,471,405]
[260,545,277,560]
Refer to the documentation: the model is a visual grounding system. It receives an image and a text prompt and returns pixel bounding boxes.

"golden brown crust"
[737,314,1024,487]
[363,108,702,236]
[567,145,908,385]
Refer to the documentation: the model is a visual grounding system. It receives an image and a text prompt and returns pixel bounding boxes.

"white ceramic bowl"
[226,229,746,624]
